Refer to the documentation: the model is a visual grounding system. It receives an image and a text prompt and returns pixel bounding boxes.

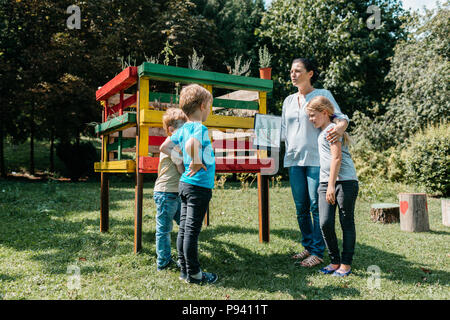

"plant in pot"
[258,45,272,79]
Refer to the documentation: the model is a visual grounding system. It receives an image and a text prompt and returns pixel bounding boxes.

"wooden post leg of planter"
[134,172,144,253]
[204,205,210,226]
[100,172,109,232]
[258,173,270,242]
[442,199,450,227]
[399,193,430,232]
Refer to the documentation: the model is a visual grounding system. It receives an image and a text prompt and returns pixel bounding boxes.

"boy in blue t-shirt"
[160,84,217,285]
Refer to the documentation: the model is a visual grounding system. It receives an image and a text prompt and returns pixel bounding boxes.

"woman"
[281,58,349,267]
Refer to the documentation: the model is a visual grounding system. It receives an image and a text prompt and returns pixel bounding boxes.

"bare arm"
[327,141,342,205]
[184,137,206,177]
[327,119,348,144]
[160,137,183,167]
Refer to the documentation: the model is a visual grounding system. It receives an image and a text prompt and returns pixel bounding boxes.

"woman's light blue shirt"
[281,89,349,167]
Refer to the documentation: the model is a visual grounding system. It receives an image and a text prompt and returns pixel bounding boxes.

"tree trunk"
[30,103,35,176]
[399,193,430,232]
[0,121,6,178]
[49,129,54,173]
[370,203,400,223]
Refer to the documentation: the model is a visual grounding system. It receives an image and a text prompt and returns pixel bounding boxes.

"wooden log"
[442,199,450,227]
[370,203,400,224]
[398,193,430,232]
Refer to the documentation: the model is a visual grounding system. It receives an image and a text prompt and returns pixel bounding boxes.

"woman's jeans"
[318,180,359,265]
[289,166,325,259]
[153,191,181,268]
[177,181,212,276]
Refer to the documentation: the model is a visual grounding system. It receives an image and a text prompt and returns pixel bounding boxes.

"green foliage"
[352,4,450,149]
[401,123,450,196]
[257,0,407,115]
[258,45,272,68]
[224,54,252,76]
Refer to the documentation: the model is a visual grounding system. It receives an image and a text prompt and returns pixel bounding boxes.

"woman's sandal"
[292,250,310,260]
[300,255,324,267]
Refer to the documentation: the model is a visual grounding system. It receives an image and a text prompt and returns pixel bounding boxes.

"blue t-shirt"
[170,122,215,189]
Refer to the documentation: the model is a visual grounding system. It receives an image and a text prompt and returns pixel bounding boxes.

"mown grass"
[0,177,448,300]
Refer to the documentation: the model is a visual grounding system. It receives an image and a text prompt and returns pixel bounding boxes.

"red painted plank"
[96,67,138,101]
[107,94,137,117]
[149,135,166,146]
[138,156,275,174]
[212,139,253,150]
[139,156,159,173]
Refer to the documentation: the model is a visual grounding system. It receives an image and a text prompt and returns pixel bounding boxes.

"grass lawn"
[0,177,449,300]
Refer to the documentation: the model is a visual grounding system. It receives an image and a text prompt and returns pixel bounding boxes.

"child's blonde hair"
[179,84,213,116]
[162,108,188,136]
[307,96,351,146]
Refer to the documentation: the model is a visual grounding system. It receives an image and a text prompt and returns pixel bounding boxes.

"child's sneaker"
[179,270,188,281]
[186,271,218,285]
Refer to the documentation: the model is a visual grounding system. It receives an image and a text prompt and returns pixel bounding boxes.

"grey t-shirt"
[318,123,358,183]
[281,89,349,167]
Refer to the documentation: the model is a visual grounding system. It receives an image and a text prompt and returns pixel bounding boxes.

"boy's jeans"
[318,180,359,265]
[177,181,212,276]
[153,191,181,268]
[288,166,325,259]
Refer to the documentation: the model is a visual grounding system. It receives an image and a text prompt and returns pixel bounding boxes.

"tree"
[257,0,407,116]
[192,0,265,73]
[352,3,450,149]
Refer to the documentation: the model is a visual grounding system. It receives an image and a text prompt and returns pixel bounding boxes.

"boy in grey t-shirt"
[306,95,359,278]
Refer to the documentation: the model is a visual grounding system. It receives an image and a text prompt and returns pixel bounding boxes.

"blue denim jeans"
[288,166,325,259]
[153,191,181,268]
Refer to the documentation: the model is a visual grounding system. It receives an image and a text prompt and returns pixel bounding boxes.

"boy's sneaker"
[186,272,218,285]
[179,270,188,281]
[157,259,179,272]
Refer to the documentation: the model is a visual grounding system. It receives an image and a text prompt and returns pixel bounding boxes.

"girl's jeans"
[289,166,325,259]
[318,180,359,265]
[153,191,181,268]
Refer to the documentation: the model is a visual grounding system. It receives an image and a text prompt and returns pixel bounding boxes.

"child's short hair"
[307,96,351,146]
[179,84,213,116]
[162,108,188,135]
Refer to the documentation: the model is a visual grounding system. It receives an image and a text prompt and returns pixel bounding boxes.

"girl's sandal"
[300,255,324,267]
[292,250,310,260]
[319,264,339,274]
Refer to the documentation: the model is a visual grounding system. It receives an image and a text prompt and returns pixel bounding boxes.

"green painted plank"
[149,92,259,110]
[107,138,136,152]
[213,98,259,110]
[149,92,179,104]
[95,113,137,135]
[138,63,273,92]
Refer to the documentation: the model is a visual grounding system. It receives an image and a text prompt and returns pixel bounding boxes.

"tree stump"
[398,193,430,232]
[442,199,450,227]
[370,203,400,223]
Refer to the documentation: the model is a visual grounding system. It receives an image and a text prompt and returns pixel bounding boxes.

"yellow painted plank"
[202,84,213,113]
[138,126,149,156]
[94,160,136,173]
[258,91,267,114]
[140,109,254,129]
[139,78,150,111]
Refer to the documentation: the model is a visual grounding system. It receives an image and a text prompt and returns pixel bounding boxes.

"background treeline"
[0,0,448,195]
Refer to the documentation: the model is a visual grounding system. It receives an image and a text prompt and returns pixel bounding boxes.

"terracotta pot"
[259,67,272,79]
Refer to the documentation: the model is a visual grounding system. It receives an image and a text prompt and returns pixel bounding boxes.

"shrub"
[56,141,99,182]
[401,123,450,196]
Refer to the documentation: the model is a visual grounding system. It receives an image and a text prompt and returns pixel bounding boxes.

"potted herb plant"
[258,45,272,79]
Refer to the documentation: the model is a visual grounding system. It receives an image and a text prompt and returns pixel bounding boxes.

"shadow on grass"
[0,180,147,275]
[179,225,450,299]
